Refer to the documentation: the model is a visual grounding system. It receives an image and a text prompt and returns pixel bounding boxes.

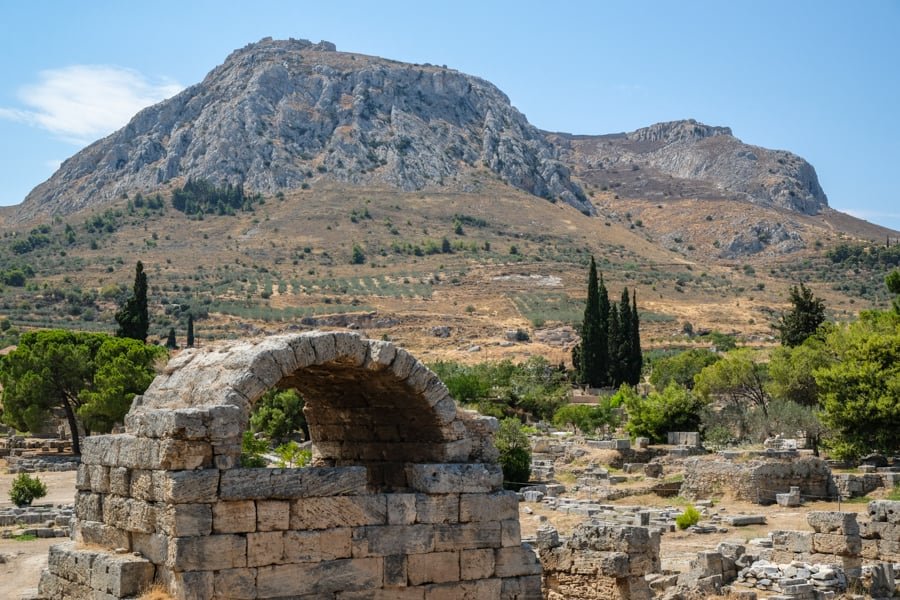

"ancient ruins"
[34,331,542,599]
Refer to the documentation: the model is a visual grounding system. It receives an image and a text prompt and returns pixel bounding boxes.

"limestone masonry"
[35,331,542,599]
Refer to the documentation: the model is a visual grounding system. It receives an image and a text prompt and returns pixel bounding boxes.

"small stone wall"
[680,456,834,504]
[537,520,660,600]
[36,332,541,599]
[6,454,80,474]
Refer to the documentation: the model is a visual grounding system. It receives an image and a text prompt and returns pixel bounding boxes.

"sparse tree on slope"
[115,261,149,342]
[774,283,826,347]
[187,314,195,348]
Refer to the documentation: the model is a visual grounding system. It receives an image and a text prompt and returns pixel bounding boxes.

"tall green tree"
[694,348,770,438]
[186,314,195,348]
[250,388,308,444]
[607,299,624,386]
[617,288,634,384]
[597,274,610,385]
[887,269,900,313]
[495,417,531,489]
[165,328,177,349]
[0,330,164,455]
[622,382,707,443]
[774,283,826,347]
[650,349,719,391]
[115,261,149,341]
[578,257,605,387]
[815,310,900,459]
[629,294,643,385]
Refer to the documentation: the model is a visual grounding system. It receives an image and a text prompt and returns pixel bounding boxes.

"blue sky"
[1,0,898,230]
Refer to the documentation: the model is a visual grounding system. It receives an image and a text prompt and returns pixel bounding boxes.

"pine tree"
[629,293,643,385]
[578,257,603,387]
[115,261,149,342]
[187,314,195,348]
[165,328,177,350]
[774,283,826,347]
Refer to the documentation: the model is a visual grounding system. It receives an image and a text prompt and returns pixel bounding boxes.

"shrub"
[9,473,48,507]
[675,505,701,530]
[240,431,268,467]
[496,418,532,489]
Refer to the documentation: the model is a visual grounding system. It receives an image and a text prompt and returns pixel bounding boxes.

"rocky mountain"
[13,38,591,223]
[549,119,829,215]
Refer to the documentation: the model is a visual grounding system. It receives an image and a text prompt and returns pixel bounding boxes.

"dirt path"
[0,537,57,599]
[1,464,78,598]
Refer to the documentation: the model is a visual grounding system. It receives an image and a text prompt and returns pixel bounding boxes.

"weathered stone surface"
[494,545,542,577]
[460,492,518,523]
[214,568,258,600]
[291,496,387,530]
[409,551,460,585]
[213,500,257,533]
[416,494,460,524]
[353,524,436,557]
[808,511,859,535]
[159,503,213,537]
[283,528,353,563]
[407,464,503,494]
[387,494,417,525]
[256,500,290,531]
[247,531,284,567]
[257,558,384,597]
[461,548,495,580]
[169,534,247,571]
[90,552,155,597]
[434,522,503,551]
[162,470,220,503]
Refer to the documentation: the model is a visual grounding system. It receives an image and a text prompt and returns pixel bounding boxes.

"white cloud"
[0,65,182,145]
[835,207,900,221]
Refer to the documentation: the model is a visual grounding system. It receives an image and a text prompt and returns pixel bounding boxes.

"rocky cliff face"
[14,38,591,222]
[551,119,829,215]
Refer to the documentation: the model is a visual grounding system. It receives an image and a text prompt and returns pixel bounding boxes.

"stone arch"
[38,332,542,599]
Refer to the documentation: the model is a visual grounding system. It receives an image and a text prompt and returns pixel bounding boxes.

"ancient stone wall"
[680,456,834,504]
[537,520,660,600]
[36,332,542,599]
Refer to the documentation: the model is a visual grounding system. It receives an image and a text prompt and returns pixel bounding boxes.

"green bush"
[495,418,532,490]
[675,505,701,530]
[9,473,48,507]
[240,431,268,468]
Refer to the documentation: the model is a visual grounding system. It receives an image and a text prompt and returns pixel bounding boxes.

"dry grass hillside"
[0,174,896,364]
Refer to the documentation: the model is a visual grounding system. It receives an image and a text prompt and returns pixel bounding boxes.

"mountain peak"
[13,38,590,222]
[627,119,733,144]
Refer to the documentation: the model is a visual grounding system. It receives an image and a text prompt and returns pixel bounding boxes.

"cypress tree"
[165,328,177,350]
[597,274,610,387]
[187,314,195,348]
[619,288,633,383]
[115,261,149,342]
[607,302,622,386]
[629,293,643,385]
[578,257,602,387]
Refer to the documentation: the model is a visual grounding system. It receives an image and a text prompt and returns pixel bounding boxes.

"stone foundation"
[680,456,834,504]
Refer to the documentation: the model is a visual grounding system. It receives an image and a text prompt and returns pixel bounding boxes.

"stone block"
[339,589,425,600]
[162,469,220,503]
[125,407,208,440]
[257,558,383,597]
[812,533,862,556]
[248,531,284,567]
[460,491,518,524]
[47,542,95,585]
[424,577,502,599]
[128,469,161,502]
[460,548,495,580]
[500,575,542,599]
[283,528,352,562]
[213,500,257,533]
[160,503,213,537]
[291,496,387,530]
[74,491,103,523]
[131,531,168,564]
[220,468,275,500]
[383,554,408,587]
[74,520,131,550]
[501,520,522,547]
[409,551,460,585]
[407,464,503,494]
[807,511,859,535]
[109,467,131,496]
[434,522,502,551]
[862,520,900,542]
[869,500,900,523]
[352,524,436,557]
[771,530,814,553]
[214,568,258,600]
[726,515,766,526]
[169,534,247,571]
[387,493,417,525]
[165,569,215,600]
[90,551,155,597]
[257,500,290,531]
[416,494,460,524]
